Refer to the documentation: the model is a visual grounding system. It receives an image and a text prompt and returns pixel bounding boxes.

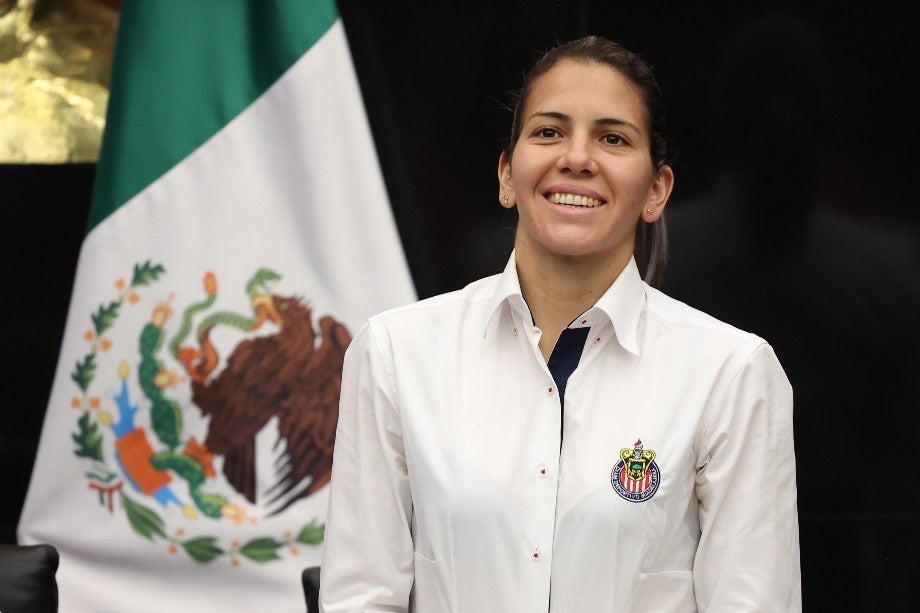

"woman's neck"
[515,241,631,361]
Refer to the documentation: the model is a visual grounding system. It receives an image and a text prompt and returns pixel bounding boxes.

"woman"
[319,35,801,612]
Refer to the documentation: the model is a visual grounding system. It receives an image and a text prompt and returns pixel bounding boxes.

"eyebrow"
[526,111,641,134]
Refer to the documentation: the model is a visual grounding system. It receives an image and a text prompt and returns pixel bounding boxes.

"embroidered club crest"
[610,438,660,502]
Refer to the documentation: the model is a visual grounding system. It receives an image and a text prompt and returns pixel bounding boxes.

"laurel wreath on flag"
[69,261,323,564]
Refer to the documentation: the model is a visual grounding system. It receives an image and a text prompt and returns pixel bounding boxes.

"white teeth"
[549,193,601,207]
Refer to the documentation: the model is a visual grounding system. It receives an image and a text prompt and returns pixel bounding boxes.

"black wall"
[4,1,918,610]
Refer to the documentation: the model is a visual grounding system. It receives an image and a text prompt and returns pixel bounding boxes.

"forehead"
[524,59,648,128]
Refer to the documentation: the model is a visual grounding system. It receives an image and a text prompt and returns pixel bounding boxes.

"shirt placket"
[512,307,563,609]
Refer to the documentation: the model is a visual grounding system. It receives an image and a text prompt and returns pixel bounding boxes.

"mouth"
[546,192,604,208]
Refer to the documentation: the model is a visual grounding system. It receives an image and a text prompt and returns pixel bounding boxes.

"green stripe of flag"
[89,0,337,233]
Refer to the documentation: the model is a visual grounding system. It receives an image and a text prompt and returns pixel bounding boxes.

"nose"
[556,136,597,175]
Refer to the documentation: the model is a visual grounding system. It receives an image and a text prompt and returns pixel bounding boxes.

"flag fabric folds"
[17,1,416,610]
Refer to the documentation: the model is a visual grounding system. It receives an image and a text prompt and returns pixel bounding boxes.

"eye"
[533,127,559,138]
[604,133,625,145]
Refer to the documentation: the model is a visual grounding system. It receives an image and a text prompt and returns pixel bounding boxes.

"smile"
[547,192,602,207]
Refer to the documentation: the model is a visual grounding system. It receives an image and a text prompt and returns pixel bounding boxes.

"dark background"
[3,1,918,610]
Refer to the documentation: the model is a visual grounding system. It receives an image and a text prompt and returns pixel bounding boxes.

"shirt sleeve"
[693,342,802,612]
[319,320,414,612]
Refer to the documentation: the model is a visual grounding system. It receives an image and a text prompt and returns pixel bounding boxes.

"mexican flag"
[17,1,416,611]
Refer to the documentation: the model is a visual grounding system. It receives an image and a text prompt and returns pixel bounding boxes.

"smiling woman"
[318,35,801,613]
[497,52,674,360]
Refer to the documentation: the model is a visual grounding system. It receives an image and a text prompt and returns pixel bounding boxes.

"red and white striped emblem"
[620,468,653,493]
[610,439,661,502]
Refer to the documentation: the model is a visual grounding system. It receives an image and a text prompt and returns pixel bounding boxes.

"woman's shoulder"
[366,272,502,330]
[643,284,768,349]
[643,285,789,384]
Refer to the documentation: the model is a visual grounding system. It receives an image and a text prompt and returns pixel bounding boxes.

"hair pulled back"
[504,36,673,286]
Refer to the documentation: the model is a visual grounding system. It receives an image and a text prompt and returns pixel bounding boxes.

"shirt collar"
[484,251,530,337]
[589,256,644,356]
[484,250,646,356]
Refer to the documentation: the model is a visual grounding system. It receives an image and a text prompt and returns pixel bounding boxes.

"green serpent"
[169,268,281,361]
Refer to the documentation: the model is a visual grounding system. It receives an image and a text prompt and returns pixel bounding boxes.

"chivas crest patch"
[69,262,351,565]
[610,438,660,502]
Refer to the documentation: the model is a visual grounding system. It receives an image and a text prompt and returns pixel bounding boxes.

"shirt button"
[537,464,547,478]
[594,336,601,343]
[531,547,542,561]
[580,319,587,325]
[547,386,554,395]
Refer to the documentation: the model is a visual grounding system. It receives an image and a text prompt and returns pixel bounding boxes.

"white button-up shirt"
[319,252,801,612]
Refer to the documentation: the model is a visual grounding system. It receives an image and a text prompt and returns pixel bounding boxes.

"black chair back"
[0,543,60,613]
[302,565,320,613]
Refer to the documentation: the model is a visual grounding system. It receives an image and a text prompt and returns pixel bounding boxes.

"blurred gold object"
[0,0,119,163]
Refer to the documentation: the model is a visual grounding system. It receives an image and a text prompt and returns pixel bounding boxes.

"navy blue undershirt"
[546,326,590,439]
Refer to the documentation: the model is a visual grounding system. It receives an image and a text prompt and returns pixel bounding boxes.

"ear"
[498,151,515,209]
[642,165,674,222]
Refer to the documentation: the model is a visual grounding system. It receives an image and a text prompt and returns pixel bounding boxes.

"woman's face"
[499,59,672,267]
